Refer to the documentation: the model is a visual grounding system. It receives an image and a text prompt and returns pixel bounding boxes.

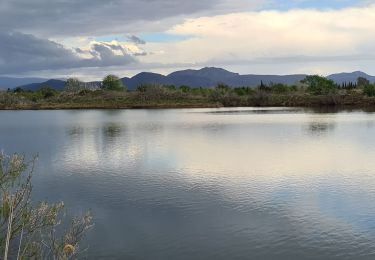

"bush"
[136,84,184,101]
[179,85,191,93]
[233,87,255,96]
[302,75,337,95]
[270,83,290,94]
[364,84,375,97]
[0,153,92,259]
[102,75,125,91]
[38,86,58,99]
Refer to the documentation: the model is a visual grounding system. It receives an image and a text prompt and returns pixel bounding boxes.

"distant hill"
[18,79,66,91]
[122,67,308,90]
[0,77,47,90]
[3,68,375,92]
[122,72,168,90]
[327,71,375,85]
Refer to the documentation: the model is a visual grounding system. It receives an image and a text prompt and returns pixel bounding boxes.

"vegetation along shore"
[2,74,375,110]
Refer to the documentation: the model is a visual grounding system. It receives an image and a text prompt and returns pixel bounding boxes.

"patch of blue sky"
[139,33,191,43]
[263,0,365,11]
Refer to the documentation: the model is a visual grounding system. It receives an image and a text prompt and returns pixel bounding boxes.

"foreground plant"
[0,152,93,259]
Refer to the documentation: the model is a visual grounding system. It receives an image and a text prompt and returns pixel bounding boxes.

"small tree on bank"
[102,75,125,91]
[302,75,337,95]
[65,78,85,92]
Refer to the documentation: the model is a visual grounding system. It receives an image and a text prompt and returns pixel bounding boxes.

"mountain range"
[0,77,48,90]
[1,67,375,91]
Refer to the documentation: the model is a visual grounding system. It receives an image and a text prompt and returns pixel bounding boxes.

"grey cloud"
[126,35,146,45]
[0,0,215,37]
[0,32,136,74]
[75,48,86,54]
[0,0,264,37]
[133,51,148,56]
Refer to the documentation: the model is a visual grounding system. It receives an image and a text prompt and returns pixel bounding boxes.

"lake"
[1,107,375,259]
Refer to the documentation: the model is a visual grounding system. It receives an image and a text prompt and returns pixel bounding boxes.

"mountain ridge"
[3,67,375,91]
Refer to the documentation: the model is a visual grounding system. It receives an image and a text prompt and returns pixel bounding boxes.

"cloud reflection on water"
[15,108,375,258]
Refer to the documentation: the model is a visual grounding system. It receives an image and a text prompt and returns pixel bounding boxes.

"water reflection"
[102,123,124,138]
[205,108,301,115]
[66,126,84,137]
[2,108,375,259]
[305,120,336,136]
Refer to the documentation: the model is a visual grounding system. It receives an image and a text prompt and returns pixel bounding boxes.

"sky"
[1,0,375,80]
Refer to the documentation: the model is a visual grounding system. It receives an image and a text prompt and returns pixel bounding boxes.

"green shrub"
[38,86,58,99]
[102,75,125,91]
[179,85,191,93]
[302,75,337,95]
[270,83,290,94]
[364,84,375,97]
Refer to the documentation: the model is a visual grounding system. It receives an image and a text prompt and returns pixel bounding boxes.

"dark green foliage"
[179,85,191,93]
[136,84,148,93]
[302,75,337,95]
[364,84,375,97]
[258,81,271,92]
[190,87,212,96]
[216,83,230,91]
[165,85,176,91]
[13,87,25,93]
[340,82,357,90]
[270,83,290,94]
[39,86,58,98]
[233,87,255,96]
[136,84,147,93]
[102,75,125,91]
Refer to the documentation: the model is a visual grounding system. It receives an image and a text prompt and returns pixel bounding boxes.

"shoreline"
[2,103,375,111]
[3,90,375,111]
[0,103,223,110]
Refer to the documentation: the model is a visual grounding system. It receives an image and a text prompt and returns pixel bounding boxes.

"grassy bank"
[0,88,222,110]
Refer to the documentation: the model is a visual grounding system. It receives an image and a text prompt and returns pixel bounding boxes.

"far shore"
[3,75,375,111]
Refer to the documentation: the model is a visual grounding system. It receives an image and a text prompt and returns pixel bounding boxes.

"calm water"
[1,107,375,259]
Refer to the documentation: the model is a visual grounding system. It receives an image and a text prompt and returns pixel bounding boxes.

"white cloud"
[0,32,137,75]
[140,4,375,75]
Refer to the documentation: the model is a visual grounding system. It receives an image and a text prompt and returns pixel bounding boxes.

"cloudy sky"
[1,0,375,79]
